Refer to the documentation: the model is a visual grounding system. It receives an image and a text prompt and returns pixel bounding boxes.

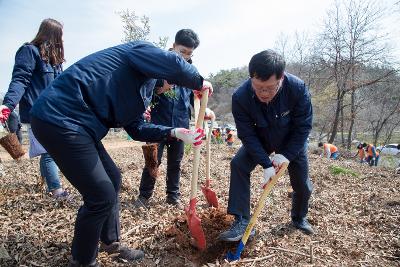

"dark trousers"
[31,117,120,264]
[139,139,184,201]
[227,145,313,222]
[366,155,379,166]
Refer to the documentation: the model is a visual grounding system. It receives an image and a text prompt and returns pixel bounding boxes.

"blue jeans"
[331,152,339,160]
[39,153,62,191]
[227,145,313,222]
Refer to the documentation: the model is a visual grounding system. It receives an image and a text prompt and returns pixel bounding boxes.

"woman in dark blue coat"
[12,41,211,266]
[0,18,68,198]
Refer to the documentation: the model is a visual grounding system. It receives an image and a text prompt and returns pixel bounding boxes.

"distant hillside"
[207,66,248,124]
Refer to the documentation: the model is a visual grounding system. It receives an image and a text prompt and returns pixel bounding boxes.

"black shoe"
[133,196,149,209]
[68,259,102,267]
[292,219,314,235]
[166,198,184,210]
[100,242,144,261]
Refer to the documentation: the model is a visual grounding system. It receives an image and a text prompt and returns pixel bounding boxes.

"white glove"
[171,128,205,146]
[204,108,215,121]
[271,154,290,167]
[261,167,276,189]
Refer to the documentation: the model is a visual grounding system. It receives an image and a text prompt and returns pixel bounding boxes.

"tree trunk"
[347,90,356,149]
[328,90,345,143]
[340,107,345,146]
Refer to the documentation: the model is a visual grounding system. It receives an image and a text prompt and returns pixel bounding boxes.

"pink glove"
[172,128,205,146]
[143,107,151,122]
[0,105,11,124]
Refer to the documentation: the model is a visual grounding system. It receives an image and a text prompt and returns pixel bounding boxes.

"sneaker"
[218,217,256,242]
[52,189,72,201]
[292,219,314,235]
[133,196,149,209]
[100,242,144,261]
[166,198,184,210]
[68,259,101,267]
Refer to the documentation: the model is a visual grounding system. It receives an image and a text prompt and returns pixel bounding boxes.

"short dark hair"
[362,143,368,148]
[175,29,200,49]
[318,142,323,147]
[249,50,285,81]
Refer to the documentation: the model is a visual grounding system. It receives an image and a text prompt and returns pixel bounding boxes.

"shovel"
[201,119,219,208]
[184,89,209,250]
[226,162,289,262]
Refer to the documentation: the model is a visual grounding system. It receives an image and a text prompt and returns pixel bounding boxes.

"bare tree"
[314,0,393,147]
[118,9,168,49]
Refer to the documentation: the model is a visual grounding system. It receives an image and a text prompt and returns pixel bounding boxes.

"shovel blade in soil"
[185,203,206,250]
[201,186,219,208]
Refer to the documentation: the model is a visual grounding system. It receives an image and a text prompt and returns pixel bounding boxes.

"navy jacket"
[232,73,313,168]
[151,85,193,129]
[3,43,62,123]
[30,41,203,142]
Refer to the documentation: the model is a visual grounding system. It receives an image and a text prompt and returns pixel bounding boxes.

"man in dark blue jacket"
[134,29,200,209]
[1,41,212,267]
[218,50,313,242]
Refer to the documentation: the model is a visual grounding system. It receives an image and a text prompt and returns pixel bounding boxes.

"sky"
[0,0,399,96]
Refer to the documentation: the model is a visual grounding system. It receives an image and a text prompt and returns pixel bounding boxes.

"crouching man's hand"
[261,167,276,189]
[271,154,290,168]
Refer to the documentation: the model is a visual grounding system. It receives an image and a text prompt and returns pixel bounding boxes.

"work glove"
[261,167,276,189]
[143,107,151,122]
[0,105,11,124]
[204,108,215,121]
[194,80,213,98]
[271,154,290,168]
[171,128,205,146]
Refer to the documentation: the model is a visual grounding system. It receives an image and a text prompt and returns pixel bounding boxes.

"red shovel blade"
[201,185,219,208]
[185,198,206,250]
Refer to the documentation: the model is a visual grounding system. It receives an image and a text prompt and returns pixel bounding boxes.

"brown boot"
[100,242,144,261]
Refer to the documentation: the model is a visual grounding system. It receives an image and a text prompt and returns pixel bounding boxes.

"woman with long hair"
[0,18,69,198]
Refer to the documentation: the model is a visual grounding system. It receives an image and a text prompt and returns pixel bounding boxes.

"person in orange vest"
[318,142,339,159]
[354,143,366,163]
[363,143,379,166]
[225,127,235,147]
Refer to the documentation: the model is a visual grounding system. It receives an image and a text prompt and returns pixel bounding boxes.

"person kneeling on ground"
[318,142,339,160]
[218,49,314,243]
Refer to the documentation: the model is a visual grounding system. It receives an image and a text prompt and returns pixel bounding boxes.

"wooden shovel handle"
[205,119,214,182]
[190,90,209,199]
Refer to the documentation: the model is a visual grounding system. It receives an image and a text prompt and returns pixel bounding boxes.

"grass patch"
[329,165,359,177]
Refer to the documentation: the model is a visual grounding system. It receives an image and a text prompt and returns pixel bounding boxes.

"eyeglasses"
[173,45,194,61]
[252,80,281,94]
[177,49,193,60]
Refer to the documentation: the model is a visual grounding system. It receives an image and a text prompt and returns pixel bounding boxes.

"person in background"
[318,142,339,160]
[0,18,68,199]
[354,143,366,163]
[225,127,235,147]
[363,143,379,166]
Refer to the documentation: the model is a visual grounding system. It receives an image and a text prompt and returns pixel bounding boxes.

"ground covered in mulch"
[0,137,399,266]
